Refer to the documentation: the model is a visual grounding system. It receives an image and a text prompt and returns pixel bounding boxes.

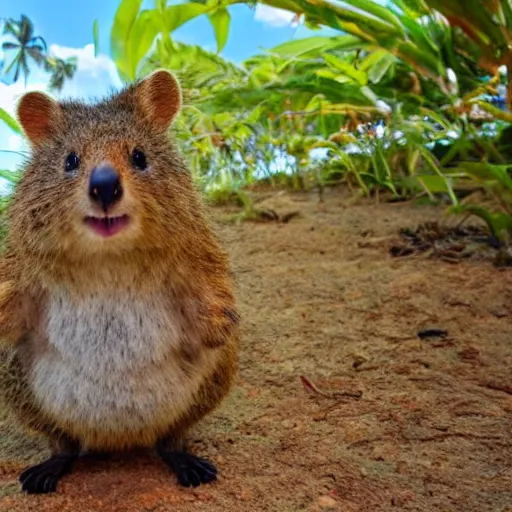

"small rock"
[268,350,281,362]
[372,443,398,461]
[237,488,254,500]
[490,308,507,318]
[193,491,210,502]
[246,387,260,399]
[391,491,415,506]
[312,411,327,422]
[352,355,368,369]
[317,495,338,509]
[281,419,296,429]
[417,327,448,340]
[458,346,480,362]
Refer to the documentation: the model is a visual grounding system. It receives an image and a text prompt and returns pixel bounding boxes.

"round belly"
[33,291,213,449]
[29,355,206,450]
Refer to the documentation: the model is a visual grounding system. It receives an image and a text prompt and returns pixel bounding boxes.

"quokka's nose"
[89,166,123,212]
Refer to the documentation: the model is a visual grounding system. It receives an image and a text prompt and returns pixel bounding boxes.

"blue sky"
[0,0,323,173]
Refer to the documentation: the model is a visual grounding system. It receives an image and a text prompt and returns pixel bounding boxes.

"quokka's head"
[9,70,203,260]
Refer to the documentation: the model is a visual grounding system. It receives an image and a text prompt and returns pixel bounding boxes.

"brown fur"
[0,70,239,454]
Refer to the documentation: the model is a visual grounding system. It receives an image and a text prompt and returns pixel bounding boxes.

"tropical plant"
[2,15,47,84]
[108,0,495,104]
[0,16,77,133]
[0,108,22,135]
[423,0,512,109]
[447,162,512,246]
[1,15,77,92]
[44,56,78,92]
[104,0,505,207]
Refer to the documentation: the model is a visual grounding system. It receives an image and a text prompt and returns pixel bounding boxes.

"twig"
[402,432,504,442]
[478,381,512,396]
[299,375,363,400]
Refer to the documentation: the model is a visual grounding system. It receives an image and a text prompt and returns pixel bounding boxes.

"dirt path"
[1,190,511,511]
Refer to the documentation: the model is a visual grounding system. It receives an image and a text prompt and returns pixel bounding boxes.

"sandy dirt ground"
[0,189,511,512]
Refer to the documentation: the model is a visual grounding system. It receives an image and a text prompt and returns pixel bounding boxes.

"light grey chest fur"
[29,290,213,436]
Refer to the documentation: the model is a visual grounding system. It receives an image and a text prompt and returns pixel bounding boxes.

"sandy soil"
[0,189,511,512]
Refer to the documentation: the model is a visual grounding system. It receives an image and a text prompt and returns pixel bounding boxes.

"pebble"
[237,488,254,500]
[417,327,448,339]
[281,419,296,429]
[490,308,507,318]
[317,495,338,509]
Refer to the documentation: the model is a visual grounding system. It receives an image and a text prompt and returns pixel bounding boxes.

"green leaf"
[397,10,442,56]
[2,42,19,50]
[341,0,406,36]
[425,0,506,48]
[245,106,262,123]
[126,10,160,80]
[315,1,403,37]
[419,108,452,130]
[393,0,430,16]
[255,0,302,13]
[408,174,452,193]
[208,8,231,53]
[269,35,362,58]
[500,0,512,34]
[0,108,22,134]
[396,40,445,80]
[456,162,512,191]
[92,19,100,57]
[360,85,379,104]
[449,204,512,239]
[358,49,395,83]
[323,54,368,85]
[316,68,351,83]
[0,169,22,184]
[164,3,211,32]
[110,0,144,81]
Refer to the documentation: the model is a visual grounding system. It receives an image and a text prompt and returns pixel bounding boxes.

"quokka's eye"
[131,148,147,171]
[65,152,80,173]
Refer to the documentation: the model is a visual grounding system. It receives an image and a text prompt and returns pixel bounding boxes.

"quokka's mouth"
[84,215,130,238]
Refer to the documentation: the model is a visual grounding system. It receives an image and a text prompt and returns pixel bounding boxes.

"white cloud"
[7,134,23,152]
[48,43,122,100]
[254,5,296,27]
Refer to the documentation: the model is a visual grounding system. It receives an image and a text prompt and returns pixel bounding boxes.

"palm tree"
[44,56,78,92]
[2,15,47,85]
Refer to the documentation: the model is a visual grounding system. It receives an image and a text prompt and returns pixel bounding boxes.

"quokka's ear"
[134,69,182,132]
[17,91,63,147]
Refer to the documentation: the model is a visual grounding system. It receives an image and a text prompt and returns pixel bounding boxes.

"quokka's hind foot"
[20,434,80,494]
[20,454,77,494]
[156,437,217,488]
